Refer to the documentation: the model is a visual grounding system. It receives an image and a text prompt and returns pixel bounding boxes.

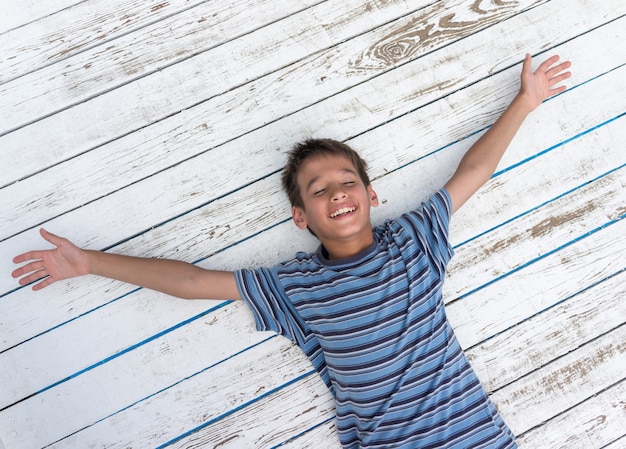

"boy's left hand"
[519,53,572,112]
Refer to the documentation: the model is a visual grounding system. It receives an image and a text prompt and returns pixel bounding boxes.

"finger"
[13,250,44,265]
[522,53,532,76]
[13,253,29,264]
[537,55,561,73]
[32,276,55,291]
[549,71,571,86]
[12,263,28,278]
[40,228,66,247]
[18,269,48,286]
[546,61,572,78]
[12,260,45,279]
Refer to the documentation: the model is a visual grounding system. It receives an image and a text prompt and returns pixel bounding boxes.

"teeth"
[329,207,355,218]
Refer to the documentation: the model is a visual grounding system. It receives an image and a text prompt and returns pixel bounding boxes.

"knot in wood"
[374,39,414,65]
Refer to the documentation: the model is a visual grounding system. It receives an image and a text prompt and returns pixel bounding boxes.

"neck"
[321,232,375,260]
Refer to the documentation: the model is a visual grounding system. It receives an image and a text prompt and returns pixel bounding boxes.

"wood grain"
[166,374,335,449]
[0,0,212,82]
[2,0,571,186]
[0,0,417,135]
[493,324,626,435]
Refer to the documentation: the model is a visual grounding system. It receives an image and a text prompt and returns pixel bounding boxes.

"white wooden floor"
[1,1,625,447]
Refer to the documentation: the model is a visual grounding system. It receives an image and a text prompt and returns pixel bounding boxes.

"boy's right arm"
[12,228,241,300]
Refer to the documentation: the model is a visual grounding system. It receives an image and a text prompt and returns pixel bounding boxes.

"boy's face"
[291,153,379,255]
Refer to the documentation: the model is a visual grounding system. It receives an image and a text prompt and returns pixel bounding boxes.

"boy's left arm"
[445,54,571,214]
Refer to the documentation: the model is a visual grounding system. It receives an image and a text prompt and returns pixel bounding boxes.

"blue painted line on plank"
[454,161,626,249]
[25,301,232,402]
[492,111,626,178]
[155,370,316,449]
[468,267,626,352]
[43,334,279,448]
[457,212,626,301]
[270,415,336,448]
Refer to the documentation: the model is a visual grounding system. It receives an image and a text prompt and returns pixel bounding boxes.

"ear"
[367,185,379,207]
[291,206,309,230]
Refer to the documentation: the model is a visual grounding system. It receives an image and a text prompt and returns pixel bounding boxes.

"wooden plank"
[271,373,626,448]
[2,0,573,187]
[44,344,322,449]
[165,374,335,449]
[0,303,316,447]
[465,269,626,392]
[516,380,626,448]
[364,66,626,239]
[605,437,626,449]
[448,205,626,352]
[0,1,84,34]
[0,295,265,408]
[446,143,626,303]
[492,325,626,435]
[279,420,340,448]
[0,0,213,83]
[0,0,419,135]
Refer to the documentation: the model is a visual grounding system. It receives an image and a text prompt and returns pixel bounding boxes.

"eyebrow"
[305,167,357,192]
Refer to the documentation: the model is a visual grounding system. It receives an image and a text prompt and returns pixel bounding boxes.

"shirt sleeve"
[234,266,333,391]
[396,188,454,280]
[234,266,303,342]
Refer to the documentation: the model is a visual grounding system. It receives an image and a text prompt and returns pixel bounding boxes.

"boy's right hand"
[12,228,90,290]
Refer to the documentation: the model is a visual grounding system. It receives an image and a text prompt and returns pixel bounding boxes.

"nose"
[330,186,347,202]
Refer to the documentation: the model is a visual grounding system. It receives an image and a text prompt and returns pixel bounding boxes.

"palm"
[42,243,85,280]
[12,229,89,290]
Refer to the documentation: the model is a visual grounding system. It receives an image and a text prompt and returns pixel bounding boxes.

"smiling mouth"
[329,206,356,218]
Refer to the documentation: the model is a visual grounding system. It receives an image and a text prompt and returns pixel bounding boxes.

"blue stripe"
[45,334,278,447]
[455,162,626,249]
[270,415,336,449]
[492,111,626,178]
[1,300,232,412]
[156,370,316,448]
[467,268,626,354]
[457,211,626,301]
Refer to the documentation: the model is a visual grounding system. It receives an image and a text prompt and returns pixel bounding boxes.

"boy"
[12,54,571,448]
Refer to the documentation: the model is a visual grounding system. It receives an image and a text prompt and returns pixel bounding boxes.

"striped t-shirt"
[235,189,517,448]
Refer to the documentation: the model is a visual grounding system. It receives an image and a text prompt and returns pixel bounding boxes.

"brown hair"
[281,138,371,209]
